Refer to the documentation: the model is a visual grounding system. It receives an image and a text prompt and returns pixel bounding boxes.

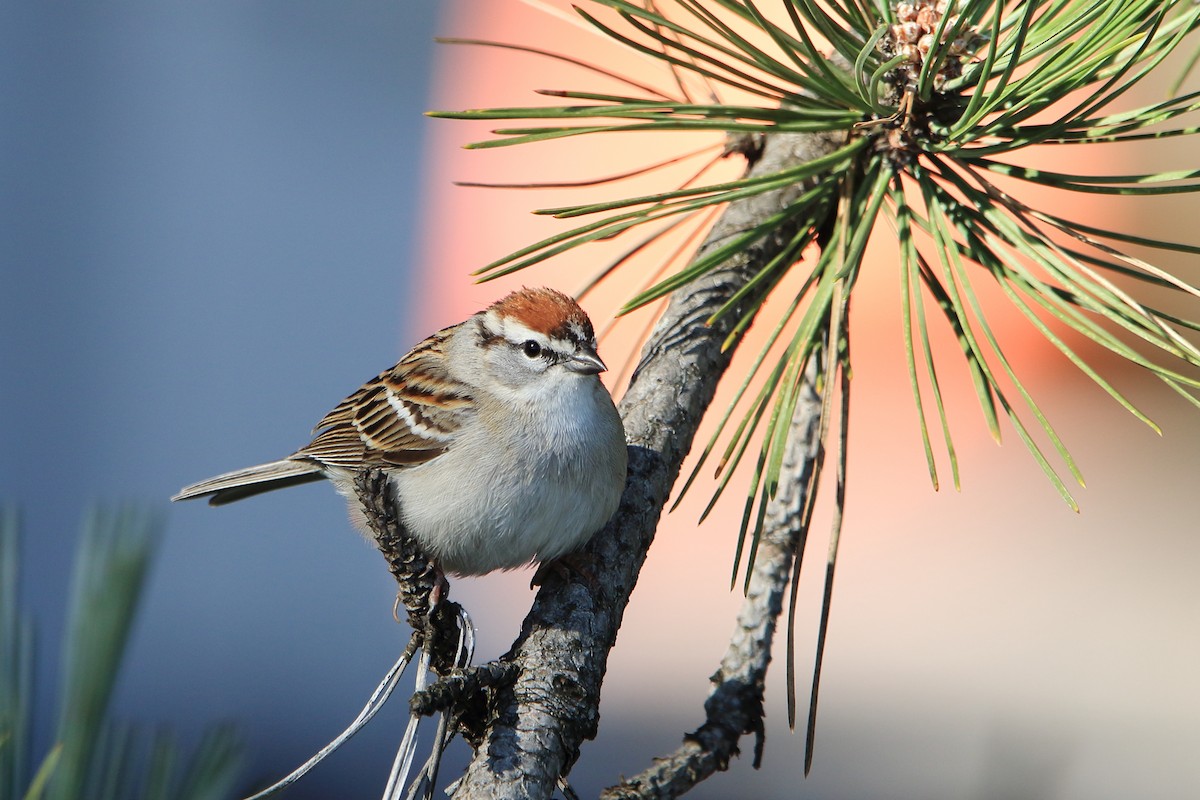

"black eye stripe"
[476,318,502,348]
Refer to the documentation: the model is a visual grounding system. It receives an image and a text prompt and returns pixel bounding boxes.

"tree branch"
[450,130,845,800]
[600,346,827,800]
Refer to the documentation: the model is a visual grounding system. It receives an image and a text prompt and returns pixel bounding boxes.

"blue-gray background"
[1,4,447,796]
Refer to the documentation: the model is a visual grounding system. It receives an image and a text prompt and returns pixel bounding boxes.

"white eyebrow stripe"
[481,310,583,356]
[497,317,544,344]
[385,388,455,441]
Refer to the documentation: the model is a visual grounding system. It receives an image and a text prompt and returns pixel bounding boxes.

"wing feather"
[298,326,472,469]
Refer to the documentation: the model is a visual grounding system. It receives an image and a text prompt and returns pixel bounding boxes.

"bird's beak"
[567,347,607,375]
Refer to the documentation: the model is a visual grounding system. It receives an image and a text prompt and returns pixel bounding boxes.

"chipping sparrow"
[173,287,627,577]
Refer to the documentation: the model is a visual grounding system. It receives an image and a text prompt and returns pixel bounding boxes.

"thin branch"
[601,346,827,800]
[449,129,847,800]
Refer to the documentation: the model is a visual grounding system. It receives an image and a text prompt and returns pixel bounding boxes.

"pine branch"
[600,349,827,800]
[450,129,845,800]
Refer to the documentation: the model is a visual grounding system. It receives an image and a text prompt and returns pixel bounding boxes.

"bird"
[173,286,628,577]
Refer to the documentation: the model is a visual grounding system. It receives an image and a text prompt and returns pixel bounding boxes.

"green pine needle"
[2,508,243,800]
[436,0,1200,762]
[435,0,1200,535]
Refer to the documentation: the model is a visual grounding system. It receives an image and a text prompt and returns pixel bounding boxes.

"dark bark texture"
[449,130,846,800]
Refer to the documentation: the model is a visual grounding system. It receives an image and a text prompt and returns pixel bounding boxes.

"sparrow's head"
[474,287,607,393]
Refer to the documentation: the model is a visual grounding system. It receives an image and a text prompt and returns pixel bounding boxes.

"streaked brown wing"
[298,326,473,469]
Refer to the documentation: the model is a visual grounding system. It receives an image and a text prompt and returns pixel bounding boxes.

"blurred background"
[2,2,1198,798]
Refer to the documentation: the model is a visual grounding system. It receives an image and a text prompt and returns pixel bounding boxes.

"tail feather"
[173,459,324,505]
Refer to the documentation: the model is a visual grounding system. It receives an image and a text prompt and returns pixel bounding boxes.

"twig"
[600,345,828,800]
[449,129,847,800]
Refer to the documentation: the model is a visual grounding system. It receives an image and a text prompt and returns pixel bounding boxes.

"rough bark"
[600,349,827,799]
[450,130,845,800]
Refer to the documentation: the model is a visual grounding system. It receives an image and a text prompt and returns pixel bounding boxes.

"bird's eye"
[521,340,542,358]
